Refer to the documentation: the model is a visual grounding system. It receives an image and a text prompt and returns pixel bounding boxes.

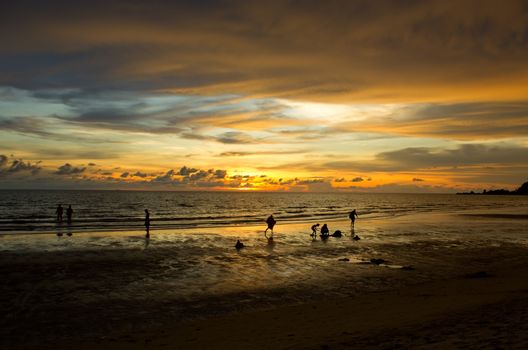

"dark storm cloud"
[54,163,86,175]
[1,1,527,101]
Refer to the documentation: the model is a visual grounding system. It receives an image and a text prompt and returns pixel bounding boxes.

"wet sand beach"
[41,263,528,350]
[2,210,528,349]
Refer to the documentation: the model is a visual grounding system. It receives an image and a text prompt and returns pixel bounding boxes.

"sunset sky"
[1,0,527,192]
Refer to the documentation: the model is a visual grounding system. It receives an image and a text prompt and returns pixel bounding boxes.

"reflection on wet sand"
[1,211,528,348]
[144,235,150,249]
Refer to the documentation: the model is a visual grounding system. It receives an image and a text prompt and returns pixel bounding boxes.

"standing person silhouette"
[264,215,276,237]
[349,209,359,226]
[320,224,329,238]
[144,209,150,238]
[66,205,73,224]
[56,204,64,223]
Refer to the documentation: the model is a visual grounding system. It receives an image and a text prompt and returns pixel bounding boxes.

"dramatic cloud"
[132,171,147,178]
[152,169,176,183]
[212,169,227,179]
[1,1,527,191]
[2,1,528,102]
[177,166,198,176]
[54,163,86,175]
[0,155,41,176]
[149,166,230,188]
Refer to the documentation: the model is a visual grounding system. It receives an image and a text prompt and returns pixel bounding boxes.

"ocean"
[1,190,527,233]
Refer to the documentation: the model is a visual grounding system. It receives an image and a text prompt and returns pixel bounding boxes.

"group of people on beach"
[55,203,359,244]
[310,209,359,240]
[262,209,359,243]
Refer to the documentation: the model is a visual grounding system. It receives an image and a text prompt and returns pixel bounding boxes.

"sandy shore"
[28,262,528,350]
[2,211,528,349]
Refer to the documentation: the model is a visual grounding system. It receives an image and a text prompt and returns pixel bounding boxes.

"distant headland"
[457,181,528,195]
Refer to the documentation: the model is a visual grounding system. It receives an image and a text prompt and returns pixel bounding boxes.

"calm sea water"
[0,190,527,233]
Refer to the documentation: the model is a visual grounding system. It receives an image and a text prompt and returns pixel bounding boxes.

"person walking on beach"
[66,205,73,224]
[349,209,358,226]
[144,209,151,238]
[311,223,320,238]
[265,215,276,236]
[320,224,329,238]
[56,204,64,223]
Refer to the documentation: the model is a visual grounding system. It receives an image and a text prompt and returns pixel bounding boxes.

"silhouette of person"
[56,204,63,223]
[144,209,150,238]
[349,209,359,226]
[66,205,73,224]
[264,215,276,236]
[311,223,320,238]
[320,224,329,238]
[235,240,244,250]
